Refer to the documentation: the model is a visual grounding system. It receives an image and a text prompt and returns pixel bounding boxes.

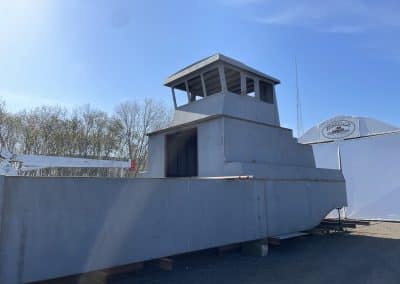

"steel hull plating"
[0,176,346,283]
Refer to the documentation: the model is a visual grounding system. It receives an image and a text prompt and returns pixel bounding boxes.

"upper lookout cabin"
[165,53,281,127]
[147,54,317,178]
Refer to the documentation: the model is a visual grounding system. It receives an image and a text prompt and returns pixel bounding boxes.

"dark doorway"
[166,128,198,177]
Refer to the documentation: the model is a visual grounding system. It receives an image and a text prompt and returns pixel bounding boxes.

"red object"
[130,160,137,172]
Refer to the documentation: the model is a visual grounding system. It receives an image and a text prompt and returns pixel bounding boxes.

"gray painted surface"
[147,116,340,180]
[167,92,280,128]
[0,176,345,283]
[223,118,312,167]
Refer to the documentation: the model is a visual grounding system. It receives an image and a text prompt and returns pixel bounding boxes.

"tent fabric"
[301,116,400,221]
[299,115,398,144]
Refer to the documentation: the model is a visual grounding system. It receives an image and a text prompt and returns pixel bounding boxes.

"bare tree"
[0,97,172,177]
[115,99,171,175]
[0,100,21,153]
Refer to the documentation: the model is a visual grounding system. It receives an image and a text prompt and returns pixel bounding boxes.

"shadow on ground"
[110,230,400,284]
[37,223,400,284]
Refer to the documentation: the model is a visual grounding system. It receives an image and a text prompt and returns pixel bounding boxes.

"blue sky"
[1,0,400,132]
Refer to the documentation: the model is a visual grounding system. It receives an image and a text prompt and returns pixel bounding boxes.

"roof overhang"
[147,114,290,136]
[164,53,280,87]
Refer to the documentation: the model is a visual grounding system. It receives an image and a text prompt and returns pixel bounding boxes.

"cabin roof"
[164,53,280,87]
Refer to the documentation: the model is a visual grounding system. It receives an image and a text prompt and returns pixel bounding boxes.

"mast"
[295,57,303,137]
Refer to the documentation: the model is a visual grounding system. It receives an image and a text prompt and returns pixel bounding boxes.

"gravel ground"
[110,221,400,284]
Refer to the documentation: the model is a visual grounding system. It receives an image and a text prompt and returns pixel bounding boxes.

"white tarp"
[299,115,398,144]
[301,116,400,220]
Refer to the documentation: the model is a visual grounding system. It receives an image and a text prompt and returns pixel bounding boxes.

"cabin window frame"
[223,66,241,95]
[171,64,224,108]
[220,64,260,99]
[259,80,275,104]
[170,63,276,108]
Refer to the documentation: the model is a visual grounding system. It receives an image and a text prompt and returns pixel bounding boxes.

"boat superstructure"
[147,54,341,183]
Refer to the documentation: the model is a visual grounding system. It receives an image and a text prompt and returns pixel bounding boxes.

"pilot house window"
[259,80,274,104]
[203,68,222,96]
[188,76,203,102]
[174,82,189,107]
[246,77,255,97]
[224,67,241,94]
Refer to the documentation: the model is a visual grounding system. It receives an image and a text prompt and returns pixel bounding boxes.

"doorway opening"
[166,128,198,177]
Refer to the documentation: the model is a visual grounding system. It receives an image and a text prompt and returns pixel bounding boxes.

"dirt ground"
[110,221,400,284]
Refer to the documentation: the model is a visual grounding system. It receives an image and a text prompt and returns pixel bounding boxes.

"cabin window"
[203,68,221,96]
[173,83,189,107]
[245,77,256,97]
[188,76,204,102]
[259,80,274,104]
[224,67,241,95]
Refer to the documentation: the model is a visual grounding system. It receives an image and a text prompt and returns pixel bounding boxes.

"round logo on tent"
[322,120,356,139]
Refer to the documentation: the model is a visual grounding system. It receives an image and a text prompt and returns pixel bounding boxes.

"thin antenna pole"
[337,142,342,171]
[295,57,303,137]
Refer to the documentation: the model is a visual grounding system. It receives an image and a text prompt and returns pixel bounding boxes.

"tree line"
[0,99,172,177]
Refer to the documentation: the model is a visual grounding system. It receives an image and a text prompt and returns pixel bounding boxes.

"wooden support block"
[74,271,108,284]
[342,223,357,228]
[267,232,309,245]
[241,240,268,257]
[325,218,370,226]
[323,218,370,228]
[267,237,281,246]
[344,219,370,226]
[320,221,356,229]
[217,243,242,255]
[102,262,144,276]
[151,258,174,271]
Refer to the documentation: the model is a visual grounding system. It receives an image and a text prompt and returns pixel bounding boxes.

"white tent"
[300,115,400,220]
